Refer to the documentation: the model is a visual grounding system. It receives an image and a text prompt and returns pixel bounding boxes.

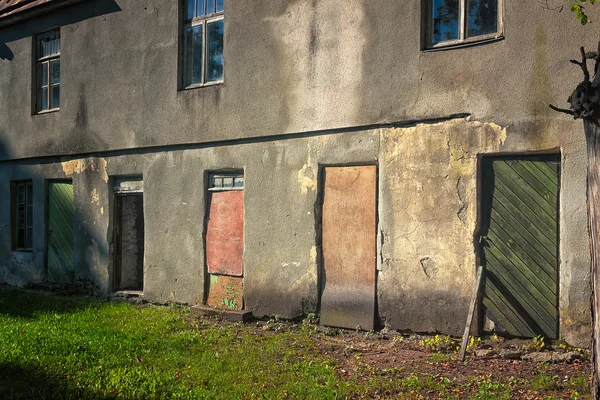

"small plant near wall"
[523,335,546,352]
[419,335,459,352]
[467,336,483,352]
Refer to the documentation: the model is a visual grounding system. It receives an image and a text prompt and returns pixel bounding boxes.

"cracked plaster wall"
[0,117,592,346]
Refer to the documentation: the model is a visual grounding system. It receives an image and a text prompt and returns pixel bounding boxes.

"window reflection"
[467,0,497,38]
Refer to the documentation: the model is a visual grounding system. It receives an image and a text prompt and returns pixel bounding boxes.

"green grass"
[0,290,345,399]
[0,289,592,399]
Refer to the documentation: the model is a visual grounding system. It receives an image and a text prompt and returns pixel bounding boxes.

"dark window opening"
[12,181,33,250]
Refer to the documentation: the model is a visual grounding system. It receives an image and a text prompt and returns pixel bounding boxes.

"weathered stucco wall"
[0,0,595,161]
[0,117,591,346]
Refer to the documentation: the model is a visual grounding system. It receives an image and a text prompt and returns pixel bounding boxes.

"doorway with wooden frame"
[319,165,378,331]
[112,178,145,292]
[478,154,560,339]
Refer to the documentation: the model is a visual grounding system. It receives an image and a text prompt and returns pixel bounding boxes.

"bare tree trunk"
[585,118,600,399]
[551,45,600,398]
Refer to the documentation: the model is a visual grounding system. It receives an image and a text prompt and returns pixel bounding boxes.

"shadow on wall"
[0,0,121,60]
[0,42,12,60]
[0,131,110,295]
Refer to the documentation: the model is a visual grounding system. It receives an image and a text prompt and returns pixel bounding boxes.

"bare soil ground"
[249,318,592,399]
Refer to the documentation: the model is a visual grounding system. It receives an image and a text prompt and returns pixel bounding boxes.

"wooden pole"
[458,265,484,362]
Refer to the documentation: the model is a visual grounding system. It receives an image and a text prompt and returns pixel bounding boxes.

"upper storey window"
[183,0,224,88]
[36,29,60,112]
[425,0,501,48]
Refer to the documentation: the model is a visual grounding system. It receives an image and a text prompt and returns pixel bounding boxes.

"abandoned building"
[0,0,594,347]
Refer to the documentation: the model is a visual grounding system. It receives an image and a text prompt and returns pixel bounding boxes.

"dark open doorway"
[112,178,144,292]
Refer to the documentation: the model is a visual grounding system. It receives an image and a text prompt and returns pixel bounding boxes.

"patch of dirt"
[197,315,592,398]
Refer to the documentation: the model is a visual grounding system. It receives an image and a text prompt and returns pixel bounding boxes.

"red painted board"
[206,190,244,276]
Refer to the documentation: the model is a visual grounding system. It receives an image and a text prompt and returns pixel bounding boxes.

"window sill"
[12,249,32,253]
[423,34,504,52]
[35,108,60,116]
[182,80,224,91]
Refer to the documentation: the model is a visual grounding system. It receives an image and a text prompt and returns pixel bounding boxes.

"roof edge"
[0,0,85,29]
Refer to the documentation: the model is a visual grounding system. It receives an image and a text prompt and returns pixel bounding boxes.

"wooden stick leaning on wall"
[458,265,484,362]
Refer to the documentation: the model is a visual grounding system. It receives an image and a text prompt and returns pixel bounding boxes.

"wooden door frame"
[474,152,561,337]
[112,192,144,292]
[316,163,380,329]
[45,178,73,283]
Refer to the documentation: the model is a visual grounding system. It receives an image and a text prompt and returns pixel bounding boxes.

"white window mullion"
[202,21,207,84]
[459,0,466,40]
[48,61,53,109]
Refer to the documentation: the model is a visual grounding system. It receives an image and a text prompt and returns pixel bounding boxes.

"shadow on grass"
[0,362,112,400]
[0,288,103,319]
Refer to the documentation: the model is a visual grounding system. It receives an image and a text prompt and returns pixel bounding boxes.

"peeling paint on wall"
[378,119,511,334]
[297,162,317,194]
[91,188,99,205]
[61,158,109,182]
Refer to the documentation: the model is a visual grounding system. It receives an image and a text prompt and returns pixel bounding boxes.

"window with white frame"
[425,0,500,48]
[36,29,60,112]
[183,0,224,88]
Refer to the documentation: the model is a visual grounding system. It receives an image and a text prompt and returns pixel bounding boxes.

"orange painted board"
[321,166,377,330]
[206,190,244,276]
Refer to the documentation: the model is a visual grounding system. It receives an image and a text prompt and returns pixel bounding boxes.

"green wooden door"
[480,155,559,338]
[47,181,74,284]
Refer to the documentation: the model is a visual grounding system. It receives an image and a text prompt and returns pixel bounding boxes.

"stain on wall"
[0,117,591,347]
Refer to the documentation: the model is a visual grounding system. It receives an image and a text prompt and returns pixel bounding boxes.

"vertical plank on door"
[47,181,74,284]
[321,166,377,330]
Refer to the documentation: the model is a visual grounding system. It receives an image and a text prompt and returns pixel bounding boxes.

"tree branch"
[549,104,576,116]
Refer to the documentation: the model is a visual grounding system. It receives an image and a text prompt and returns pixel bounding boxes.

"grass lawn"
[0,289,592,399]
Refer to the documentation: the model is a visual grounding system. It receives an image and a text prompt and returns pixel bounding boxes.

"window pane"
[197,0,205,16]
[17,207,25,227]
[51,60,60,84]
[430,0,459,45]
[184,24,193,85]
[206,20,224,82]
[26,183,32,206]
[207,0,215,14]
[17,185,25,204]
[26,206,33,227]
[41,87,49,111]
[216,0,224,12]
[51,85,60,109]
[42,62,49,86]
[26,228,33,249]
[17,228,25,249]
[186,0,195,19]
[467,0,497,37]
[192,25,203,84]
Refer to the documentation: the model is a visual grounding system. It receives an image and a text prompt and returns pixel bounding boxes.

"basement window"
[12,181,33,250]
[35,29,60,112]
[183,0,224,88]
[424,0,502,49]
[208,173,244,191]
